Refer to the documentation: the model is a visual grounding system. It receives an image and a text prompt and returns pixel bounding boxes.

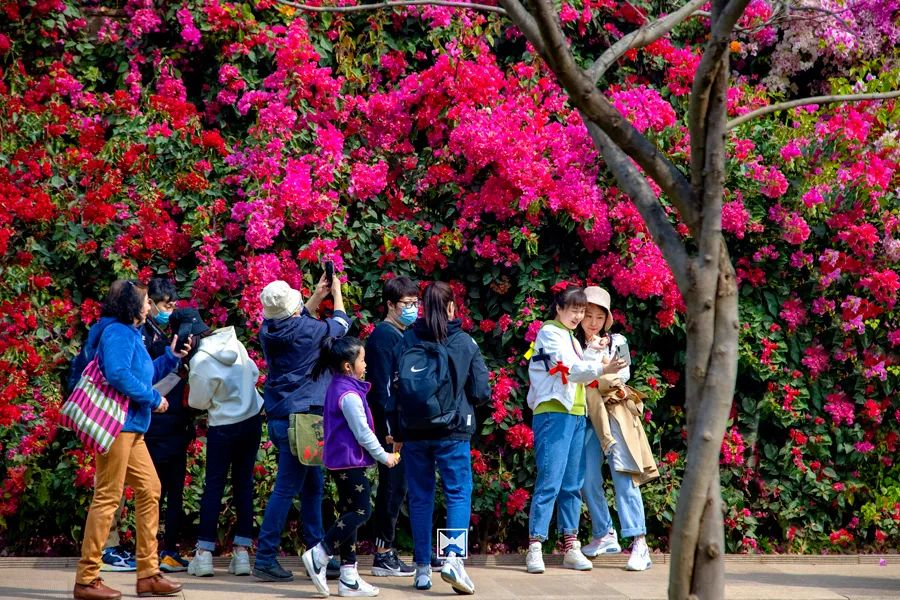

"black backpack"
[393,337,457,431]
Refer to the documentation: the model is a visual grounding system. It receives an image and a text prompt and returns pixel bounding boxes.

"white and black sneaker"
[338,564,379,597]
[302,543,332,597]
[371,550,415,577]
[440,552,475,595]
[625,537,652,571]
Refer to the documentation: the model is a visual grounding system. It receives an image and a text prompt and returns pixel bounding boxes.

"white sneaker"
[525,542,545,574]
[582,529,622,557]
[228,548,251,576]
[187,549,214,577]
[562,541,593,571]
[625,538,652,571]
[414,565,432,590]
[440,553,474,595]
[302,543,332,597]
[338,564,379,597]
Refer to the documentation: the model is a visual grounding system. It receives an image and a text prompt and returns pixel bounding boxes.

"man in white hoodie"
[169,309,263,579]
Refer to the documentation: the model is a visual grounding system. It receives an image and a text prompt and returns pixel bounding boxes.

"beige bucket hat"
[260,280,303,320]
[583,286,613,331]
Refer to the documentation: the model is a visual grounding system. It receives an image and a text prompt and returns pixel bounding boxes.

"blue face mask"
[154,311,172,325]
[398,305,418,326]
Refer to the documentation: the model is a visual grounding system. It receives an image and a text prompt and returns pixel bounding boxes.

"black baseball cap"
[169,308,210,341]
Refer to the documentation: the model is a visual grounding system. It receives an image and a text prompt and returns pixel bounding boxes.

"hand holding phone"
[172,332,192,357]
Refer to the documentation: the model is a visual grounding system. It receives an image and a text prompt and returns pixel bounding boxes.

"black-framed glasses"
[398,300,420,309]
[157,299,178,311]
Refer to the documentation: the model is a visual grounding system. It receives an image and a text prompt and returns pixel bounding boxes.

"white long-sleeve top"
[526,321,606,412]
[187,327,263,427]
[341,392,391,465]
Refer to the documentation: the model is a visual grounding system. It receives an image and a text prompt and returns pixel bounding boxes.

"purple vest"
[323,375,376,470]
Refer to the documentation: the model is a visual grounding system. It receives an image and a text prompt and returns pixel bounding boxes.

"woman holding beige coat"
[577,286,657,572]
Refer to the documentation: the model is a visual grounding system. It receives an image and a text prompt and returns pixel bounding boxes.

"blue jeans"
[255,417,325,566]
[528,411,586,540]
[197,413,262,551]
[582,425,646,538]
[402,439,472,566]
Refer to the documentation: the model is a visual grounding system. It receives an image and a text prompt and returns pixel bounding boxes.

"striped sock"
[529,537,541,546]
[564,534,578,551]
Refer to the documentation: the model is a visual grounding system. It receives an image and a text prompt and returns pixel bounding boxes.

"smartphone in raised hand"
[324,260,334,288]
[614,340,631,366]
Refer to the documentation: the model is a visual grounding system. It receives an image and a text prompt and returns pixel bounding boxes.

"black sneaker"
[371,549,416,577]
[252,559,294,582]
[326,556,341,580]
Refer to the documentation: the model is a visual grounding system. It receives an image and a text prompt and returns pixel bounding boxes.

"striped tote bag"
[60,357,128,454]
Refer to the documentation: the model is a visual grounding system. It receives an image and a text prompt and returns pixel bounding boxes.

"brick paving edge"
[0,554,897,569]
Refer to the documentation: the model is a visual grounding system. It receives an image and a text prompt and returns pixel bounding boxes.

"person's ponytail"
[312,336,364,380]
[423,281,454,342]
[311,337,337,381]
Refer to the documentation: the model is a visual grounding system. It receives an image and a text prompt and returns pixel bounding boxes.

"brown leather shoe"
[73,578,122,600]
[135,573,183,597]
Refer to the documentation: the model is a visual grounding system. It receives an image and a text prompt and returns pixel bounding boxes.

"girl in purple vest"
[302,337,401,598]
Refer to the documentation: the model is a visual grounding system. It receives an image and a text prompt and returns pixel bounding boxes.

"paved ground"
[0,555,896,599]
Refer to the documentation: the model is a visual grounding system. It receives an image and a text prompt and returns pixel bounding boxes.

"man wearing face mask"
[143,277,195,574]
[365,276,419,578]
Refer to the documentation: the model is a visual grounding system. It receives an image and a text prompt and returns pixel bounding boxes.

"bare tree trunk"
[668,2,741,590]
[693,477,726,599]
[670,239,739,599]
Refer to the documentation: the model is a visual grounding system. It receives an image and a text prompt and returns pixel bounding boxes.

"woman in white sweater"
[169,309,263,578]
[525,285,607,575]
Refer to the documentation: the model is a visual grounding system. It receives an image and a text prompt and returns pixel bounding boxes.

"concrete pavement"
[0,554,897,599]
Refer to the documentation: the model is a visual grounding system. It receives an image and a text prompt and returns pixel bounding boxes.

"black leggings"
[323,468,372,565]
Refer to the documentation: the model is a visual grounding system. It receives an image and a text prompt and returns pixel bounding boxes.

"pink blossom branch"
[506,0,698,231]
[727,90,900,130]
[274,0,507,15]
[587,0,708,84]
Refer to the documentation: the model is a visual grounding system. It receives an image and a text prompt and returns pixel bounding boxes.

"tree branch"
[688,0,751,192]
[496,0,546,55]
[585,120,690,289]
[275,0,507,14]
[587,0,708,85]
[727,90,900,130]
[528,0,572,73]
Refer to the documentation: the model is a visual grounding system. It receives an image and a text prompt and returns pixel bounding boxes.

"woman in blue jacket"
[252,274,352,583]
[73,280,191,600]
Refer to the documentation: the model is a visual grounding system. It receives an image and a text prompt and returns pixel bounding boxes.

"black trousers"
[149,452,188,552]
[323,468,372,565]
[197,413,263,549]
[371,405,407,549]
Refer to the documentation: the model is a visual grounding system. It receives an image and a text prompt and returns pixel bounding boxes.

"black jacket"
[142,319,194,460]
[389,318,491,442]
[365,320,405,440]
[365,320,404,412]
